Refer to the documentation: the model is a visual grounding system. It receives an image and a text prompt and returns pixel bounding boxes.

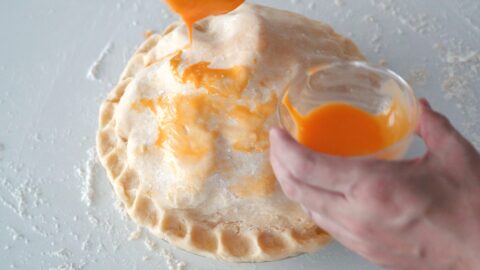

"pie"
[97,3,364,262]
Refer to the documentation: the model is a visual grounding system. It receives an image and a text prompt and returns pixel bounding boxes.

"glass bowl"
[277,61,419,160]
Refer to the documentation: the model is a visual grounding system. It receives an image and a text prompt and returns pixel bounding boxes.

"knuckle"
[360,179,393,205]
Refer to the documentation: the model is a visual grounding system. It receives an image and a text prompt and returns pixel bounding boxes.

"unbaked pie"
[97,3,364,262]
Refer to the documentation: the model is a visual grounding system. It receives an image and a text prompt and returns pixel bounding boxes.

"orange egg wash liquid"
[282,89,411,157]
[164,0,245,42]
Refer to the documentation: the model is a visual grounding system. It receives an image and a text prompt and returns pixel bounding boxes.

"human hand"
[269,99,480,270]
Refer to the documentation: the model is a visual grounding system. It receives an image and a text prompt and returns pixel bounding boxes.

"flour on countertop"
[123,221,188,269]
[31,225,49,238]
[369,0,441,35]
[334,0,345,7]
[81,234,92,251]
[113,191,129,220]
[407,68,427,86]
[363,15,383,53]
[87,213,99,226]
[436,42,480,149]
[446,51,478,64]
[0,177,27,218]
[43,248,72,260]
[33,132,42,142]
[144,237,157,251]
[76,147,98,207]
[128,226,143,241]
[86,42,113,81]
[464,17,480,33]
[5,226,29,244]
[159,249,187,270]
[47,263,83,270]
[367,0,479,149]
[0,176,43,219]
[0,194,25,218]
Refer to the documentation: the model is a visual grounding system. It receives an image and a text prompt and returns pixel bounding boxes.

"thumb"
[416,98,463,155]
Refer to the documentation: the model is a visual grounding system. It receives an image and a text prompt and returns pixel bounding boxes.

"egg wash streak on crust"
[130,49,279,197]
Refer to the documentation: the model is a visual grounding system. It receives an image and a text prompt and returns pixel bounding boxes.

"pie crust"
[97,4,364,262]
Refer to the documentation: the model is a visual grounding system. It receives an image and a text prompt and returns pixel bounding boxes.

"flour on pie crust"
[97,3,364,262]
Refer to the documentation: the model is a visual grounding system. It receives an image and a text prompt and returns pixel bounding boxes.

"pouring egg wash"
[280,63,417,159]
[164,0,245,42]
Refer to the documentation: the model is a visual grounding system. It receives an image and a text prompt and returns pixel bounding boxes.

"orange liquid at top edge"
[282,93,410,157]
[164,0,245,43]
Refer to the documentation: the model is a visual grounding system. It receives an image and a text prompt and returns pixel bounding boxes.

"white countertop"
[1,0,479,269]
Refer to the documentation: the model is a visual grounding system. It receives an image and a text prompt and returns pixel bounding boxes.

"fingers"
[269,128,395,193]
[309,211,359,244]
[416,98,480,171]
[416,98,462,154]
[272,152,348,213]
[309,211,399,269]
[271,147,345,203]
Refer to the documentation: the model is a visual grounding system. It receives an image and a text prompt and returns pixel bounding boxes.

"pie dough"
[97,3,365,262]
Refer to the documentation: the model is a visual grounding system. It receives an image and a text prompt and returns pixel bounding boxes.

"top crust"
[97,3,364,262]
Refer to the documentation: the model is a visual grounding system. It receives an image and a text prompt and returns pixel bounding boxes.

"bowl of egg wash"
[278,61,419,160]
